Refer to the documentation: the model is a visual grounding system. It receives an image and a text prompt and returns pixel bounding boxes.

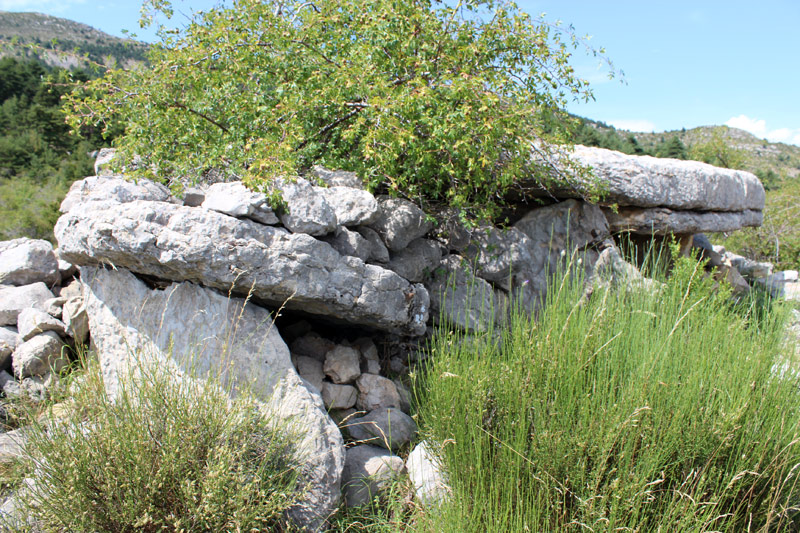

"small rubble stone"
[318,186,381,226]
[291,332,336,362]
[17,309,67,341]
[310,166,364,189]
[357,227,391,263]
[202,182,280,225]
[323,226,372,262]
[345,407,417,451]
[369,198,434,252]
[12,331,66,379]
[389,356,408,375]
[0,238,60,287]
[321,382,358,410]
[293,355,325,392]
[58,279,83,300]
[43,297,67,319]
[356,337,381,375]
[387,238,442,283]
[392,379,412,413]
[356,374,402,411]
[406,441,450,506]
[0,370,20,398]
[60,175,173,214]
[324,345,361,384]
[0,327,19,368]
[62,297,89,345]
[342,444,405,507]
[182,187,206,207]
[0,283,54,326]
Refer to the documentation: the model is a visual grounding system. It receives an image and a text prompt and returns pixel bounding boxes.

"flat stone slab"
[55,200,428,335]
[603,207,763,235]
[570,145,765,212]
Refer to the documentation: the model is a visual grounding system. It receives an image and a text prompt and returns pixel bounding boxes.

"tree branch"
[166,101,229,133]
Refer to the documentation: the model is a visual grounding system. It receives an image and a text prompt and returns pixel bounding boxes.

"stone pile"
[0,238,87,405]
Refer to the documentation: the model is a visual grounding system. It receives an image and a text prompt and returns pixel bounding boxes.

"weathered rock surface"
[55,199,429,335]
[318,186,380,227]
[571,145,766,212]
[357,226,391,263]
[0,327,18,368]
[93,147,117,175]
[182,186,206,207]
[323,226,372,262]
[321,382,358,410]
[0,239,60,287]
[60,175,172,214]
[603,207,763,235]
[0,283,54,326]
[387,238,442,283]
[406,441,450,506]
[291,332,336,362]
[461,226,533,290]
[342,445,405,507]
[12,331,65,379]
[324,345,361,384]
[202,181,280,225]
[294,355,325,392]
[81,266,344,531]
[17,308,66,341]
[345,407,417,451]
[62,297,89,345]
[277,177,338,236]
[310,166,364,189]
[369,198,433,252]
[355,374,402,411]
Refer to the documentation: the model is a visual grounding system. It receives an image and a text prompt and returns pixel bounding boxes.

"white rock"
[310,166,364,189]
[62,297,89,344]
[356,374,402,411]
[293,355,324,392]
[323,226,372,262]
[276,177,338,236]
[17,308,67,341]
[323,345,361,384]
[0,238,60,287]
[60,175,173,214]
[202,181,280,225]
[406,441,450,506]
[318,186,380,227]
[342,445,405,507]
[357,226,391,263]
[12,331,66,379]
[0,283,54,326]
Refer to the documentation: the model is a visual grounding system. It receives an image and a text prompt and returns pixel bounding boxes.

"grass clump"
[417,253,800,532]
[12,355,301,532]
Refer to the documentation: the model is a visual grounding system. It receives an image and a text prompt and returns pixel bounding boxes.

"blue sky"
[2,0,799,144]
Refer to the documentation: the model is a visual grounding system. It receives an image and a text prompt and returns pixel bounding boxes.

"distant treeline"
[571,119,689,159]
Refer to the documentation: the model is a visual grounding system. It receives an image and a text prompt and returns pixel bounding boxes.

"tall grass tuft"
[13,353,301,532]
[417,251,800,532]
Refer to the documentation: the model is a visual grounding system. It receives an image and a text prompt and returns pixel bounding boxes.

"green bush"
[416,253,799,531]
[66,0,610,220]
[14,356,301,532]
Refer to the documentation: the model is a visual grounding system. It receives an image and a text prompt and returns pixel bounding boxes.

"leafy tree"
[689,128,747,169]
[66,0,613,220]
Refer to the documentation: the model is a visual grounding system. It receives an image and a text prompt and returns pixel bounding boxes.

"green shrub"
[66,0,610,220]
[14,356,301,532]
[416,253,799,531]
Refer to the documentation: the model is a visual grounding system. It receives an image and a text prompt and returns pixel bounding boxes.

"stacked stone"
[0,238,88,406]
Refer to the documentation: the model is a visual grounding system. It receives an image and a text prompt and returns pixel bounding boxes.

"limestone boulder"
[62,297,89,345]
[341,445,405,508]
[0,239,60,287]
[369,198,433,252]
[387,238,443,283]
[93,147,117,175]
[12,331,66,379]
[55,201,429,335]
[321,382,358,410]
[317,186,380,227]
[276,177,337,236]
[357,227,391,263]
[323,345,361,384]
[17,308,66,341]
[293,355,325,392]
[461,226,533,290]
[310,166,364,189]
[60,175,173,214]
[202,181,280,225]
[603,207,762,235]
[0,283,54,326]
[322,226,372,262]
[81,266,344,531]
[406,441,450,506]
[570,145,765,212]
[355,374,402,412]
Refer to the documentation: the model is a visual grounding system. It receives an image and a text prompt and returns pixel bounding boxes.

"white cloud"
[726,115,800,146]
[606,119,657,132]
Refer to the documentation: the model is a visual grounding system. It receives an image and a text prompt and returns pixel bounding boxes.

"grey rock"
[0,370,20,398]
[354,337,381,374]
[369,198,434,252]
[342,445,405,507]
[321,382,358,410]
[589,247,662,294]
[182,186,206,207]
[329,407,359,438]
[461,226,533,290]
[43,296,67,318]
[60,175,172,214]
[93,147,117,175]
[345,407,417,451]
[0,327,19,367]
[55,248,79,282]
[324,345,361,384]
[0,428,27,465]
[310,166,364,189]
[356,374,402,411]
[318,186,380,226]
[81,266,344,530]
[57,279,82,300]
[406,441,450,506]
[724,251,773,279]
[291,332,336,362]
[570,145,766,211]
[12,331,66,379]
[603,207,762,235]
[0,238,59,287]
[62,297,89,345]
[276,177,337,236]
[293,355,325,392]
[0,283,54,326]
[323,226,372,262]
[55,201,429,335]
[17,309,67,342]
[202,181,280,225]
[387,238,442,283]
[392,379,412,413]
[357,226,391,263]
[426,255,505,332]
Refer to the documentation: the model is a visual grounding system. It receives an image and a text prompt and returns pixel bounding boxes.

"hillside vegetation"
[0,11,146,70]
